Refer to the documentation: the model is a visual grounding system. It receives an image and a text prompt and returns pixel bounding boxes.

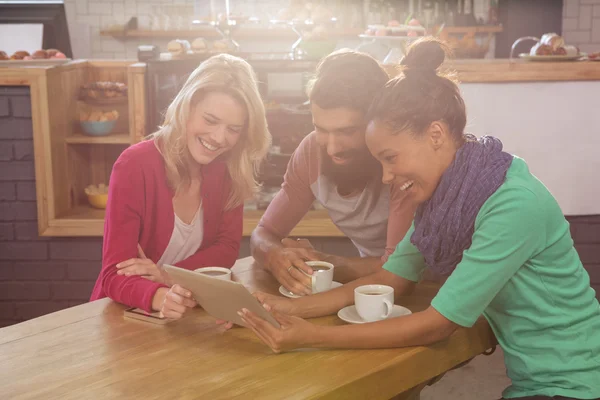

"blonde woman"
[90,54,271,319]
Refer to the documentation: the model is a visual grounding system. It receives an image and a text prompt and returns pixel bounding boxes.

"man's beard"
[321,147,382,195]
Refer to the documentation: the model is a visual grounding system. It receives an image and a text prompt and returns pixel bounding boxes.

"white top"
[157,204,204,267]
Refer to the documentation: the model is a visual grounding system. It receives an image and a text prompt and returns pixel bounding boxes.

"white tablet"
[163,264,280,328]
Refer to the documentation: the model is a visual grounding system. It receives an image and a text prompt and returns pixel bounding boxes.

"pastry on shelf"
[79,81,128,104]
[191,38,208,54]
[8,49,67,61]
[79,109,119,136]
[10,51,30,60]
[167,39,191,57]
[32,49,48,59]
[79,109,119,123]
[46,49,66,59]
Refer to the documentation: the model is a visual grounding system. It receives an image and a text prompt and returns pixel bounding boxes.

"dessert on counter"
[529,33,579,57]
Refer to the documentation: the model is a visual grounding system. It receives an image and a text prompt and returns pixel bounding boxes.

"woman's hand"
[214,291,297,331]
[215,319,235,330]
[116,245,172,285]
[117,258,170,283]
[153,285,197,320]
[239,304,320,353]
[253,291,297,315]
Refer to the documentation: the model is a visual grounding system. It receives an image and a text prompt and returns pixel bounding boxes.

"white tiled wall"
[63,0,307,59]
[64,0,182,59]
[66,0,600,60]
[562,0,600,53]
[64,0,495,60]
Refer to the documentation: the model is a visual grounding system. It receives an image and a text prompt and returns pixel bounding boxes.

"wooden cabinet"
[19,61,144,236]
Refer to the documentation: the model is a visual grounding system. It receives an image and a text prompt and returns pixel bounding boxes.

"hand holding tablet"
[162,264,280,328]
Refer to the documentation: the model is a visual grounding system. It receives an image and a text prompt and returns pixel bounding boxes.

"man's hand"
[265,246,320,296]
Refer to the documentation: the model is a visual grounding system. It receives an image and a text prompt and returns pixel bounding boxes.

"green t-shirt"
[384,157,600,399]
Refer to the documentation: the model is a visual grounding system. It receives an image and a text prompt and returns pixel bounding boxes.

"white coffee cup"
[354,285,394,322]
[194,266,232,281]
[300,261,334,293]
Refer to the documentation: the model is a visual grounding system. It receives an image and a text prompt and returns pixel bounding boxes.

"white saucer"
[337,304,412,324]
[278,281,343,298]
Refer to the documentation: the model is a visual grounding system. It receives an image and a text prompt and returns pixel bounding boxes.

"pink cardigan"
[90,140,243,311]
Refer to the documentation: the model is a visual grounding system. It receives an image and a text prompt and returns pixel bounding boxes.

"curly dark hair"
[306,49,389,114]
[367,37,467,142]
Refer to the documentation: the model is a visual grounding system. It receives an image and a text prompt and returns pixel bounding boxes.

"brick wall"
[569,216,600,293]
[562,0,600,53]
[0,87,103,328]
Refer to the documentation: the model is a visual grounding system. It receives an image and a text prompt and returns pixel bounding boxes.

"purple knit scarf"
[410,135,513,276]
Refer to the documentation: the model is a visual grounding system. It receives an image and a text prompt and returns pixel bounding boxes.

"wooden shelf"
[45,206,106,237]
[100,26,501,40]
[100,28,364,40]
[440,25,503,34]
[60,205,106,220]
[46,206,343,237]
[65,133,131,145]
[447,59,600,82]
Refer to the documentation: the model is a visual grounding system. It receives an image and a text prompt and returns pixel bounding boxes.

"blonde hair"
[148,54,271,210]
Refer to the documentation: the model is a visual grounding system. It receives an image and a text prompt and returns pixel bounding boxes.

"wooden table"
[0,257,497,400]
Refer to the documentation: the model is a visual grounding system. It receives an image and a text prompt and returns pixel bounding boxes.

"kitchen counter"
[448,58,600,82]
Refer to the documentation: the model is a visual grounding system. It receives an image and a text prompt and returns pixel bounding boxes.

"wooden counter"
[448,58,600,82]
[1,58,599,237]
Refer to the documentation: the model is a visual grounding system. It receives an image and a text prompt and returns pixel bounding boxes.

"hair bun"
[400,37,448,77]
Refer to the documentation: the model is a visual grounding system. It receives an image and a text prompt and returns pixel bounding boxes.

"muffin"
[32,49,49,59]
[10,51,30,60]
[167,39,191,57]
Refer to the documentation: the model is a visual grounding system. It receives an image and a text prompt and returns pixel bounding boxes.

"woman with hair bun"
[91,54,271,320]
[238,38,600,400]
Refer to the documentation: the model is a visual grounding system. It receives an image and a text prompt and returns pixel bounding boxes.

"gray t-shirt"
[259,132,415,260]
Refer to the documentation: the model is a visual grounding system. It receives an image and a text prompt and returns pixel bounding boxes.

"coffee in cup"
[300,261,334,294]
[354,284,394,322]
[194,266,232,281]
